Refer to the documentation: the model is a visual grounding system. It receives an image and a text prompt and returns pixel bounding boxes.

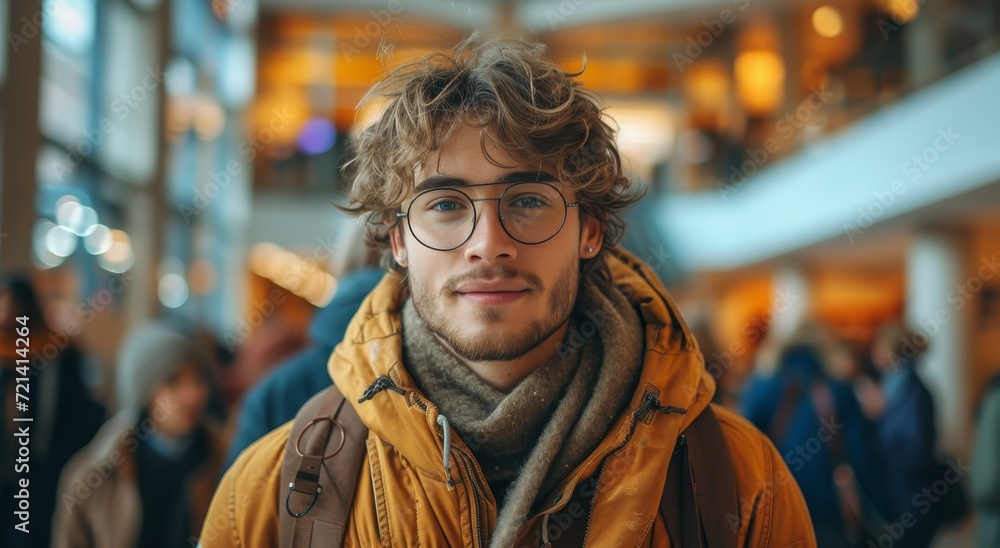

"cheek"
[408,250,450,284]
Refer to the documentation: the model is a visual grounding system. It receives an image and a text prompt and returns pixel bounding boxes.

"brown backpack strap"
[661,405,739,548]
[279,385,368,548]
[810,381,863,539]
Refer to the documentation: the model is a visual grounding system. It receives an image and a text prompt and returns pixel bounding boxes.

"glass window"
[38,44,91,149]
[218,33,256,109]
[100,0,158,184]
[42,0,96,54]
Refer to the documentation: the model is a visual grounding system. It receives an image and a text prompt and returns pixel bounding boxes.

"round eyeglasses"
[396,181,579,251]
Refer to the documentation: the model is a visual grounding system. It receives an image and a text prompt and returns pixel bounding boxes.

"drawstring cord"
[541,513,553,546]
[436,414,455,489]
[357,376,456,489]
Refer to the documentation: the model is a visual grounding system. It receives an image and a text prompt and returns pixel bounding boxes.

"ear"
[579,213,604,259]
[389,225,408,268]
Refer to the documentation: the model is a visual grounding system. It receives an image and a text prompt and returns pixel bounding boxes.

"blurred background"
[1,0,999,545]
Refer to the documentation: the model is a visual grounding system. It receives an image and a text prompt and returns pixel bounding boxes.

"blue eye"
[429,199,464,212]
[513,196,547,208]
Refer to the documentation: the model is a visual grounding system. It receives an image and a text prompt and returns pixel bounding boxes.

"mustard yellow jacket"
[201,249,816,547]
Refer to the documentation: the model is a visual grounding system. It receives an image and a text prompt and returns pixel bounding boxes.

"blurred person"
[689,319,740,410]
[0,273,105,548]
[870,322,954,548]
[217,315,306,411]
[742,323,890,547]
[972,374,1000,548]
[52,321,224,548]
[853,352,888,421]
[202,36,815,547]
[224,219,383,469]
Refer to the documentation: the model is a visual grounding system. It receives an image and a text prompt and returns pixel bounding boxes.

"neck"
[439,321,571,391]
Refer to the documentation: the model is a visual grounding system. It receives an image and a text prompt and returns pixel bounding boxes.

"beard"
[409,258,578,362]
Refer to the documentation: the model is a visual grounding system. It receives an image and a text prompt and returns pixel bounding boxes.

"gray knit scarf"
[402,274,644,548]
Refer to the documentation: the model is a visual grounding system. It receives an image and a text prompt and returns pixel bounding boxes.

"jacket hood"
[327,247,716,503]
[308,268,385,349]
[778,344,826,384]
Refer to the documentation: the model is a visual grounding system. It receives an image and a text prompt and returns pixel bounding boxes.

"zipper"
[412,391,494,547]
[581,391,687,544]
[456,450,489,547]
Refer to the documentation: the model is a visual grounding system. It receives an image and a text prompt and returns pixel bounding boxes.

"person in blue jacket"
[871,322,944,548]
[224,223,383,470]
[741,324,890,548]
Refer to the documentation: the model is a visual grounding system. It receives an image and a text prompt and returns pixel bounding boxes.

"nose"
[463,200,517,264]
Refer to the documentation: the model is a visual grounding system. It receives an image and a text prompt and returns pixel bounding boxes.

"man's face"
[390,125,602,362]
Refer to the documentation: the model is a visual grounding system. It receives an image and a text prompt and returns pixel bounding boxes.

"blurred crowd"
[3,256,1000,548]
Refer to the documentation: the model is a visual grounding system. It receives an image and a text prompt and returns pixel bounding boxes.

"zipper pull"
[357,375,407,403]
[634,391,688,421]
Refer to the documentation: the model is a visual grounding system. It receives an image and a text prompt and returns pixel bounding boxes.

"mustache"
[443,266,543,293]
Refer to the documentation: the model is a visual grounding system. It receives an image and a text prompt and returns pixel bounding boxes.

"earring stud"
[587,247,593,253]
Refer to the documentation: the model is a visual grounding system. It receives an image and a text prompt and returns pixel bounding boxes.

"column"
[771,266,810,341]
[0,0,43,271]
[905,229,971,454]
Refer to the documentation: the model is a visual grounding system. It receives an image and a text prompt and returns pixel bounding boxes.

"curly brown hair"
[341,35,643,281]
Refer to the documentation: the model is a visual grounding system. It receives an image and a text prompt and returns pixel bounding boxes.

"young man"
[201,37,815,547]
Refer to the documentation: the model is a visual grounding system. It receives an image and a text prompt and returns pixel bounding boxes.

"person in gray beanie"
[52,321,225,548]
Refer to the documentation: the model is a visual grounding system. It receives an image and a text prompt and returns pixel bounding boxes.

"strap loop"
[285,481,321,518]
[295,417,346,459]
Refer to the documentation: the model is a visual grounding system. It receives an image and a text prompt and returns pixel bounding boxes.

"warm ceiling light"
[812,6,844,38]
[734,51,785,116]
[684,62,730,113]
[885,0,919,23]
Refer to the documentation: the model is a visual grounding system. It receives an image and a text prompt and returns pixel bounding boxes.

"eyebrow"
[413,171,558,193]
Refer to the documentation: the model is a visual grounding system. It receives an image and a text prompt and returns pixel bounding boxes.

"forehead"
[416,125,535,186]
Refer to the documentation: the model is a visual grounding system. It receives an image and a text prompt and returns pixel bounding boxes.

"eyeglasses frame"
[395,180,580,251]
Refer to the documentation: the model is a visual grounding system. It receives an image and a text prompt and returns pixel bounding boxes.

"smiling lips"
[455,280,529,305]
